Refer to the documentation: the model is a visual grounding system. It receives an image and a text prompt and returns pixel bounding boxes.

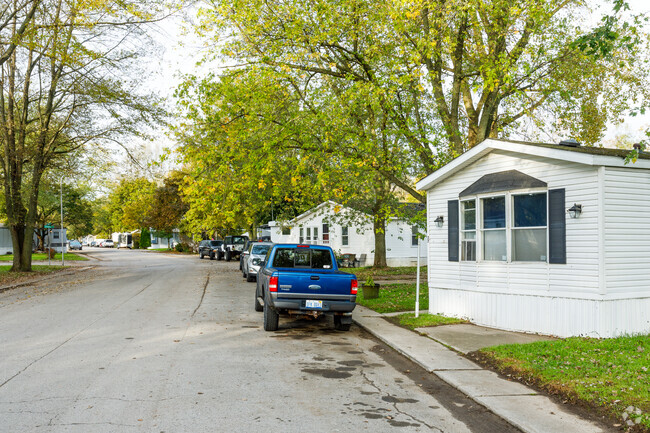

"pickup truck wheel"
[216,251,223,260]
[246,273,255,283]
[334,316,351,331]
[225,250,231,261]
[199,252,204,259]
[209,253,215,260]
[263,301,279,331]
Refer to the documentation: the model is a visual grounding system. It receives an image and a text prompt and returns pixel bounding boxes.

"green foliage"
[481,335,650,429]
[146,171,188,235]
[139,227,151,249]
[174,242,190,252]
[107,178,156,231]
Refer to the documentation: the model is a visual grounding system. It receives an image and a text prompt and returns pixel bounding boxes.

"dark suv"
[198,240,223,260]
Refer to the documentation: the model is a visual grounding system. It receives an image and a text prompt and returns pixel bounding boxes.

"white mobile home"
[416,138,650,338]
[268,201,427,267]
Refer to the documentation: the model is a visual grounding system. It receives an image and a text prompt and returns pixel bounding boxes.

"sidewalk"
[353,305,610,433]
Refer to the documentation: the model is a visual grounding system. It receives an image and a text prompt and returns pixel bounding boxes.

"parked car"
[243,242,273,282]
[103,239,114,248]
[198,240,223,260]
[69,240,82,250]
[256,244,357,331]
[217,235,249,261]
[239,240,253,271]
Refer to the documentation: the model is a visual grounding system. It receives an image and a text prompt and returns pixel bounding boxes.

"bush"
[175,242,189,252]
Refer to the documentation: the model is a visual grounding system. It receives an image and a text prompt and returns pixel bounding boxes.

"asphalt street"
[0,248,522,432]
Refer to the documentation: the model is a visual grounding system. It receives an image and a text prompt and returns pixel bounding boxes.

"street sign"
[45,224,53,228]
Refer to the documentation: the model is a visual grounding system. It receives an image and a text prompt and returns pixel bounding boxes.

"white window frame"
[461,188,548,263]
[299,227,304,244]
[460,199,477,261]
[411,225,419,247]
[341,226,349,246]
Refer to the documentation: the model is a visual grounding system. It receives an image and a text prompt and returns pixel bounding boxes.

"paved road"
[0,249,521,432]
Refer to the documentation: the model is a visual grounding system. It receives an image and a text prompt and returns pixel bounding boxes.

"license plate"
[305,300,322,309]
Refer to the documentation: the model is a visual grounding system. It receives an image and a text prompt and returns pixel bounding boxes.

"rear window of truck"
[273,248,333,269]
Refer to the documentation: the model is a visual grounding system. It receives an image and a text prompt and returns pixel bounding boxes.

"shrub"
[175,242,189,252]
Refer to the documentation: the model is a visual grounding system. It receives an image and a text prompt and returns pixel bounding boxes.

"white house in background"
[0,227,43,254]
[416,138,650,338]
[149,228,181,249]
[268,201,427,267]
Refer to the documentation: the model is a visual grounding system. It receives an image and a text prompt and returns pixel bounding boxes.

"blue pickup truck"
[255,244,358,331]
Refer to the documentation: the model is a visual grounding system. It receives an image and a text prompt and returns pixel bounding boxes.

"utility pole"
[61,177,65,266]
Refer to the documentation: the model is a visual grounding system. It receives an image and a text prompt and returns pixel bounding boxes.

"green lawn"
[0,253,88,261]
[479,336,650,430]
[387,312,467,330]
[355,282,428,313]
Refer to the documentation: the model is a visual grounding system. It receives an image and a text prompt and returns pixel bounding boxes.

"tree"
[175,68,411,265]
[197,0,649,201]
[107,178,157,232]
[0,0,166,271]
[139,226,151,249]
[146,171,188,235]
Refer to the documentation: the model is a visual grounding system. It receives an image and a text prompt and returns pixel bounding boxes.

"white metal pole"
[415,236,421,318]
[60,177,64,266]
[48,229,51,266]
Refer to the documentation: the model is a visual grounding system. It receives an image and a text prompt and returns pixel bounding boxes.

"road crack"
[360,370,440,431]
[191,272,210,318]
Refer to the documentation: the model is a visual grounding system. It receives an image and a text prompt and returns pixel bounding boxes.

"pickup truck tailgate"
[276,270,354,298]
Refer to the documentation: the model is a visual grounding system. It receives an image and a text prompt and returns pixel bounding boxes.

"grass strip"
[0,253,88,262]
[387,312,467,330]
[355,282,428,314]
[478,336,650,430]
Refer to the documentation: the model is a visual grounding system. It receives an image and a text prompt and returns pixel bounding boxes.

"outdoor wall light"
[434,215,444,228]
[567,203,583,219]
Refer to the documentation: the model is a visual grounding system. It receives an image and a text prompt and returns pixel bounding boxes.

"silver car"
[243,242,273,282]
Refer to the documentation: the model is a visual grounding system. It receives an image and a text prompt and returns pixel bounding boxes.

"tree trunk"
[373,217,387,267]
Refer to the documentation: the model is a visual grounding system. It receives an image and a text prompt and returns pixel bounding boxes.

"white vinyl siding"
[426,150,600,302]
[603,167,650,295]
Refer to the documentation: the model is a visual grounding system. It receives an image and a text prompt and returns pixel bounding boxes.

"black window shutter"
[548,189,566,264]
[448,200,459,262]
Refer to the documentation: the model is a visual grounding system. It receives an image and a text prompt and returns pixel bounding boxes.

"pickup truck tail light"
[351,279,358,295]
[269,276,278,292]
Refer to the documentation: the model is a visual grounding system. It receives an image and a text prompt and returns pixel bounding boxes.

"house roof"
[416,138,650,191]
[459,170,547,197]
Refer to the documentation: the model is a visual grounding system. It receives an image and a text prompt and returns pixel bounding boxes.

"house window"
[299,228,304,244]
[306,227,311,243]
[53,231,60,239]
[411,226,419,246]
[341,226,349,246]
[459,191,548,262]
[322,224,329,244]
[512,193,547,261]
[313,227,319,244]
[282,227,291,235]
[481,196,506,261]
[461,200,476,261]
